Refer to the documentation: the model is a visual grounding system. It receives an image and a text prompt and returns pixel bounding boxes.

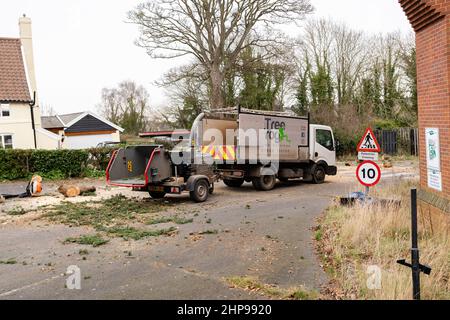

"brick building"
[399,0,450,222]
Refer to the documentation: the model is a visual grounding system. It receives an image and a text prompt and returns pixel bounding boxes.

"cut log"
[58,185,96,197]
[58,185,80,197]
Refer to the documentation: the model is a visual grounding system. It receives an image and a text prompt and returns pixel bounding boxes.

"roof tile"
[0,38,32,103]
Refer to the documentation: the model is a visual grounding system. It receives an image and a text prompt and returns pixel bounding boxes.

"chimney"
[19,15,38,101]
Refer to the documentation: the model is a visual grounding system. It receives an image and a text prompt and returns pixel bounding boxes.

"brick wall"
[400,1,449,194]
[416,17,450,192]
[400,1,450,220]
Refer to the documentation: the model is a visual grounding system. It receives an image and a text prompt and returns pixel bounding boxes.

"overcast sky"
[0,0,412,115]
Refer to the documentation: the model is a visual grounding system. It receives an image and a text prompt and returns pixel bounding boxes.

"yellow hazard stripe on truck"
[202,145,236,161]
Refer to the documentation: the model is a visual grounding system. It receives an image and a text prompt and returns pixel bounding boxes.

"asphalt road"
[0,174,367,299]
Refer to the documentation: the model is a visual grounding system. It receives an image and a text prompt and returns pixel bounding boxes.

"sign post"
[356,128,382,196]
[356,160,381,196]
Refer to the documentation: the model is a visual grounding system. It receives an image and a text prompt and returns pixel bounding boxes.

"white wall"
[64,131,120,149]
[0,103,36,149]
[0,103,60,149]
[36,128,60,150]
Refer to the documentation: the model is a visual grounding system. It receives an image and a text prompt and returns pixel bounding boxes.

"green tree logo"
[279,128,291,143]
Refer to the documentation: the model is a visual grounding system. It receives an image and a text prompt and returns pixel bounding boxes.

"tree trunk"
[209,65,225,109]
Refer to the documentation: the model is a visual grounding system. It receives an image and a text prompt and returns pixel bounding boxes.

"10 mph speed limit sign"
[356,161,381,187]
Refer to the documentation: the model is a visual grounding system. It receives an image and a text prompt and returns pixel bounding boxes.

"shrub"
[334,130,361,158]
[0,149,32,180]
[0,149,89,180]
[87,147,115,170]
[30,149,89,178]
[0,148,113,181]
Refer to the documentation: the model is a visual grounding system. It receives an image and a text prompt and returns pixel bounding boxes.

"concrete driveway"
[0,162,416,299]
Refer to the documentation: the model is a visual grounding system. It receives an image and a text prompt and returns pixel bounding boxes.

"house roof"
[58,112,84,125]
[0,38,32,103]
[41,111,124,133]
[41,116,64,129]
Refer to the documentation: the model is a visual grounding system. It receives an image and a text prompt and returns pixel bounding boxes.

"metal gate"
[374,128,418,156]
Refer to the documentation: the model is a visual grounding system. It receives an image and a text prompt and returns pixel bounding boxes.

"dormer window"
[1,104,10,117]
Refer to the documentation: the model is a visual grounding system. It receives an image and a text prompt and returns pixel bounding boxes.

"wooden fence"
[374,128,419,156]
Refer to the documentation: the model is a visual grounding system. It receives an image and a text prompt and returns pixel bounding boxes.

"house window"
[1,104,10,117]
[0,134,13,149]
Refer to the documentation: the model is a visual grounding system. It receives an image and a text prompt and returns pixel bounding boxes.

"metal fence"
[374,128,419,156]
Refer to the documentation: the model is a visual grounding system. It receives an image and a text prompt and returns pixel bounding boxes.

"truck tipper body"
[106,108,337,202]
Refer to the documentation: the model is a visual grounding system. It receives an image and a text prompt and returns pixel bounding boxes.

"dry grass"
[226,276,319,300]
[317,179,450,300]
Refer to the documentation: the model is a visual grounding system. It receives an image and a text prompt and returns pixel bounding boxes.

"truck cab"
[308,125,338,183]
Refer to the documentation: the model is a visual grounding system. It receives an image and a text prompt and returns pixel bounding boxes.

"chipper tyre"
[252,175,276,191]
[190,179,210,203]
[223,179,245,188]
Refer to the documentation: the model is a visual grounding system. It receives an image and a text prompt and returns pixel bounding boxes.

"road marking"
[0,274,63,297]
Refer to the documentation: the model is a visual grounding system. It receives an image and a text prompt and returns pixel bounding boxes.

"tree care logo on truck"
[264,118,291,144]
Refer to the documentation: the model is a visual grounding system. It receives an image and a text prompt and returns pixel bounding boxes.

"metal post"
[397,189,431,300]
[411,189,420,300]
[29,91,37,149]
[365,186,370,197]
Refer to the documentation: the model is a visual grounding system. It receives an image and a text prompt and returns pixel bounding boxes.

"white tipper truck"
[106,108,337,202]
[191,108,337,191]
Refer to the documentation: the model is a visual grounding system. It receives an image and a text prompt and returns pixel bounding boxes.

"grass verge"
[316,179,450,300]
[99,226,177,241]
[64,234,109,247]
[43,194,170,228]
[146,216,193,225]
[0,258,17,265]
[45,195,180,243]
[226,276,319,300]
[6,207,30,216]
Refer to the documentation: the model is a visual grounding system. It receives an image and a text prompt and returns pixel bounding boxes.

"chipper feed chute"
[106,145,172,187]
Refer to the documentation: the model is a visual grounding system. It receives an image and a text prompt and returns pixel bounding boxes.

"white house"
[0,16,60,150]
[41,111,124,149]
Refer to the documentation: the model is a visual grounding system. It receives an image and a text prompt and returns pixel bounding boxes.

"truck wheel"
[252,178,261,190]
[253,175,276,191]
[190,179,209,203]
[149,191,166,199]
[312,165,326,184]
[223,179,244,188]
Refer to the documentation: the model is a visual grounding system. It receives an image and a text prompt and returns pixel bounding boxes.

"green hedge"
[0,148,114,181]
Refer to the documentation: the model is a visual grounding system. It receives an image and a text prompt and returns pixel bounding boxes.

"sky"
[0,0,412,115]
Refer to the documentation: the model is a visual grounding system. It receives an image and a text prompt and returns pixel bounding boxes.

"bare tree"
[40,104,57,116]
[98,87,122,125]
[331,21,368,106]
[97,81,151,135]
[128,0,313,109]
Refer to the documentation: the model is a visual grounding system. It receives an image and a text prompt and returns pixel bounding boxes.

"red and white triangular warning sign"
[357,128,381,152]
